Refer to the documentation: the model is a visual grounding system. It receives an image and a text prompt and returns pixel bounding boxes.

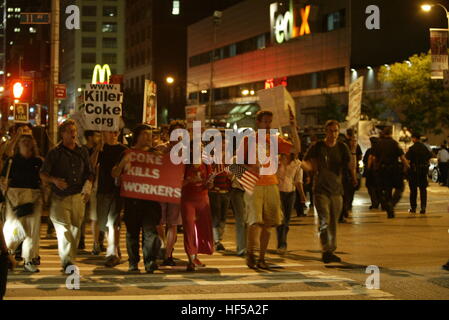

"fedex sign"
[270,0,311,44]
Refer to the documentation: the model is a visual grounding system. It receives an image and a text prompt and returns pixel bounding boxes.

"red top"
[182,163,212,198]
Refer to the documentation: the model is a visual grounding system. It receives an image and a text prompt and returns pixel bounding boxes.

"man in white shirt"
[437,144,449,186]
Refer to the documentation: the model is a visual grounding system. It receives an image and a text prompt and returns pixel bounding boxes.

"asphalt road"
[4,183,449,300]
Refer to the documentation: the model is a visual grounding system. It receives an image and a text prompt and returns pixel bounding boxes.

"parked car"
[428,147,441,183]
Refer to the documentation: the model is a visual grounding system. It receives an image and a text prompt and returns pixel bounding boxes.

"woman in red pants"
[181,162,214,271]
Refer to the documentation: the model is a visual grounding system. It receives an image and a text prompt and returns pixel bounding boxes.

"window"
[102,22,117,33]
[172,0,180,15]
[102,37,116,48]
[103,6,117,17]
[102,53,116,64]
[82,37,96,48]
[326,9,346,31]
[82,68,92,80]
[257,34,266,49]
[82,52,96,64]
[82,6,97,17]
[82,21,96,32]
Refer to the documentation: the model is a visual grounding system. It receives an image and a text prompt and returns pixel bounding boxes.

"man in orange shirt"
[242,110,298,269]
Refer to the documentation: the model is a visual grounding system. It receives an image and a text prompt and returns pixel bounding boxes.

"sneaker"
[420,209,426,215]
[409,208,416,214]
[31,256,41,266]
[78,239,85,250]
[128,263,139,273]
[215,242,226,252]
[24,261,39,273]
[236,249,246,257]
[145,261,158,274]
[322,252,342,264]
[277,246,287,255]
[186,263,195,272]
[92,242,101,256]
[443,261,449,271]
[61,261,75,273]
[161,257,176,266]
[257,259,270,269]
[387,211,395,219]
[105,255,121,267]
[246,253,257,269]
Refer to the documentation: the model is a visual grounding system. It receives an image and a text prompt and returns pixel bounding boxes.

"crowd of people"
[1,110,449,300]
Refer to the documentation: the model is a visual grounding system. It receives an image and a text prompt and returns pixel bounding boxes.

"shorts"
[244,185,283,227]
[160,202,182,226]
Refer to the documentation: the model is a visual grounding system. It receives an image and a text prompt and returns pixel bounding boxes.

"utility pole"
[49,0,60,146]
[209,11,221,125]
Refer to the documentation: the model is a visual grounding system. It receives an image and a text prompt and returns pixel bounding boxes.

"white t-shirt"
[277,159,303,193]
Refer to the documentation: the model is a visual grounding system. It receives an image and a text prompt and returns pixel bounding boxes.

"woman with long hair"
[0,133,43,273]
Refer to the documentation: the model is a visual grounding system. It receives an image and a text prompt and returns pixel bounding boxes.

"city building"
[187,0,445,128]
[60,0,125,114]
[0,0,51,128]
[124,0,244,126]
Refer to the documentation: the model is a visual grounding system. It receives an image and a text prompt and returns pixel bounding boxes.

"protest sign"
[185,105,206,129]
[14,103,29,123]
[257,86,296,129]
[347,76,364,128]
[143,80,157,126]
[83,83,123,131]
[120,150,185,204]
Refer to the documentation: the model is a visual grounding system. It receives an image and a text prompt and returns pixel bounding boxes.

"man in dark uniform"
[405,133,433,214]
[369,127,409,218]
[339,129,362,223]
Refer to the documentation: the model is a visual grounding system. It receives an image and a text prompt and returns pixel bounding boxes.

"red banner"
[120,150,185,204]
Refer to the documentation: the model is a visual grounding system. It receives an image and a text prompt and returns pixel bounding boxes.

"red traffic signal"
[13,82,24,99]
[11,80,33,102]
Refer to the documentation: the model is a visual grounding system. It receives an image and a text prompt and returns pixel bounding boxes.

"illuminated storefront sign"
[270,0,311,44]
[92,64,111,84]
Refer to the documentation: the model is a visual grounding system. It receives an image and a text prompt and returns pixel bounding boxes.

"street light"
[422,3,449,28]
[166,76,175,84]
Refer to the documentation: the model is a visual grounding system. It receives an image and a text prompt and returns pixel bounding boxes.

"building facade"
[187,0,441,128]
[60,0,125,114]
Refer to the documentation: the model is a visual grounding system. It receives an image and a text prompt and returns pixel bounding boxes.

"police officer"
[405,133,433,214]
[369,127,410,218]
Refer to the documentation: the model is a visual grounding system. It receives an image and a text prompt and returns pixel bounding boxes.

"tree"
[362,94,387,120]
[378,52,449,134]
[318,93,347,124]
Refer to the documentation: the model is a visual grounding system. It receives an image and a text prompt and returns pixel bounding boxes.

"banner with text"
[143,80,157,127]
[83,83,123,131]
[185,105,206,129]
[430,28,448,80]
[120,150,185,204]
[347,76,364,128]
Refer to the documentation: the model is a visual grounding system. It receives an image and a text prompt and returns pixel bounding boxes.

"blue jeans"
[209,192,231,243]
[230,188,247,254]
[276,191,296,249]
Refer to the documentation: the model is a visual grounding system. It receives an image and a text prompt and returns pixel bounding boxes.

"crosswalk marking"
[5,289,393,300]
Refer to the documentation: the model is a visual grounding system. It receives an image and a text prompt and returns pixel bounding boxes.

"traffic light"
[10,79,33,102]
[13,82,24,99]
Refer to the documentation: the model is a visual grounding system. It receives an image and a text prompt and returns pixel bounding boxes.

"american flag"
[225,164,259,195]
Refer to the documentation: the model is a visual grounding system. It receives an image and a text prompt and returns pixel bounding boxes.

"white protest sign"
[257,86,296,129]
[83,83,123,131]
[347,76,364,128]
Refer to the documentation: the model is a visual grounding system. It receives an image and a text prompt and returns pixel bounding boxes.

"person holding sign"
[40,120,94,272]
[181,142,214,272]
[155,121,185,267]
[112,124,162,274]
